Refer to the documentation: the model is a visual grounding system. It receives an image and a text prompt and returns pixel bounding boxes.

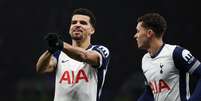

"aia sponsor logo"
[59,69,88,84]
[149,79,170,93]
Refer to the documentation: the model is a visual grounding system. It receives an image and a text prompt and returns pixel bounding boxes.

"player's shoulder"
[91,44,110,58]
[162,44,187,58]
[142,44,176,60]
[171,44,192,56]
[163,44,177,51]
[143,53,149,59]
[142,52,150,63]
[165,44,186,51]
[172,44,193,59]
[91,44,108,49]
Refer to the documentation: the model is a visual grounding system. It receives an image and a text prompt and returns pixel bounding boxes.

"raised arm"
[39,33,109,69]
[62,43,101,67]
[36,33,62,73]
[36,50,57,73]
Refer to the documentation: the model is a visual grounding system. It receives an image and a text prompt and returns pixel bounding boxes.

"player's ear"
[90,26,95,35]
[147,29,154,37]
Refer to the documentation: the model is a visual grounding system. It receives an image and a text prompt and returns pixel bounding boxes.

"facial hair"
[70,32,84,40]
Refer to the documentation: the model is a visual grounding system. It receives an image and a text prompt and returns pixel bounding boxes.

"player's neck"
[148,39,164,57]
[72,38,91,49]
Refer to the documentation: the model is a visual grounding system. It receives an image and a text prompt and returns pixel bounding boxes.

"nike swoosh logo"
[62,60,69,63]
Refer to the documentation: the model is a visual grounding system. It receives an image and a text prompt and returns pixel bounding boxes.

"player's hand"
[44,33,63,54]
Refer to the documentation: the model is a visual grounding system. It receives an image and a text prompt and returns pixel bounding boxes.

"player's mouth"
[72,27,83,33]
[73,29,83,33]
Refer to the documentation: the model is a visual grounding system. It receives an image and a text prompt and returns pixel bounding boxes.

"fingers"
[44,33,64,54]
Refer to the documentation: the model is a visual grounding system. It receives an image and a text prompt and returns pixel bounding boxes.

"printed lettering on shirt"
[182,49,194,64]
[149,79,170,94]
[97,46,109,58]
[59,69,89,84]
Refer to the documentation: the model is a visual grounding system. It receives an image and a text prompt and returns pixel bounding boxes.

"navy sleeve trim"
[189,61,201,74]
[173,47,201,100]
[92,45,110,69]
[173,46,199,73]
[188,65,201,100]
[53,51,61,61]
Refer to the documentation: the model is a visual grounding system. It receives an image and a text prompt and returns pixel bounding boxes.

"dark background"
[1,0,201,101]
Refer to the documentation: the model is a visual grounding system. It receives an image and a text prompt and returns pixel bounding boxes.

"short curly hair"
[137,13,167,38]
[72,8,96,28]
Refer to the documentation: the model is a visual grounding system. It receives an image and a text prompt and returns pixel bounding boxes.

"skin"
[36,14,101,73]
[134,21,164,56]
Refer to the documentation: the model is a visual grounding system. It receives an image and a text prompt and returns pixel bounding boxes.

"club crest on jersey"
[59,69,88,84]
[160,63,164,74]
[182,49,194,64]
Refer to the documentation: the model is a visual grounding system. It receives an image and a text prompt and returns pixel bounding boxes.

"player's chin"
[71,33,82,38]
[137,44,143,49]
[136,42,141,48]
[138,45,142,49]
[71,36,83,40]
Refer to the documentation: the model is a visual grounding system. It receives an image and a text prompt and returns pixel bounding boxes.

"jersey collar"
[86,44,92,50]
[151,43,165,58]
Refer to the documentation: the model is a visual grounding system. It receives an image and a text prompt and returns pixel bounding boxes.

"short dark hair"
[72,8,96,28]
[137,13,167,38]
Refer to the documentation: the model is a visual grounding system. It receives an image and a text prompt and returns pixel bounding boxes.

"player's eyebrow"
[71,20,88,25]
[71,20,77,24]
[80,20,88,25]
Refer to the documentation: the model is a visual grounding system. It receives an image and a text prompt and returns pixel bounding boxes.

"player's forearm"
[188,78,201,101]
[63,42,87,61]
[36,51,53,73]
[189,66,201,101]
[63,42,99,66]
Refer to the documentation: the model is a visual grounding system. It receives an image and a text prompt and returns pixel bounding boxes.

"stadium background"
[0,0,201,101]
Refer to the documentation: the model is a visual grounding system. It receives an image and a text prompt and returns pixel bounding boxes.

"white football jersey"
[52,45,110,101]
[142,44,200,101]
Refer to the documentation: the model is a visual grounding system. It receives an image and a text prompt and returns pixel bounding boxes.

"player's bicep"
[91,46,110,68]
[173,46,201,74]
[84,50,101,66]
[50,56,57,67]
[42,56,57,73]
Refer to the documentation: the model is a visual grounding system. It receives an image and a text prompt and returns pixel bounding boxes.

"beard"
[71,36,83,40]
[137,38,150,49]
[70,33,84,40]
